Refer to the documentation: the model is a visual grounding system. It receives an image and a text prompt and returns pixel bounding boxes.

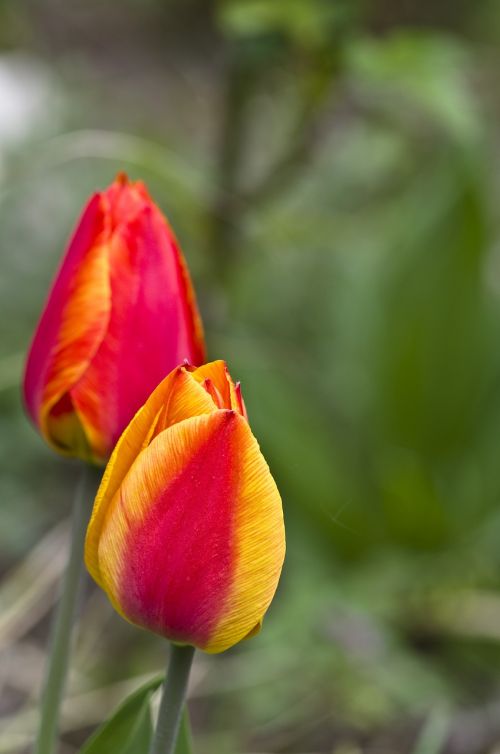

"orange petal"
[190,361,246,417]
[190,361,231,405]
[229,380,248,419]
[204,413,284,652]
[85,365,217,572]
[39,239,111,457]
[85,368,180,572]
[23,192,105,427]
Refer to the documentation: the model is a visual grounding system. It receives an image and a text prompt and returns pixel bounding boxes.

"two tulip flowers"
[24,175,285,655]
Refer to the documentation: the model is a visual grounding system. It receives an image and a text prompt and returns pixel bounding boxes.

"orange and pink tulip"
[23,174,205,464]
[85,360,285,653]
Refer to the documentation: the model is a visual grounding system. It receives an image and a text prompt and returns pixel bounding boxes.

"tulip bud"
[85,360,285,653]
[23,174,205,464]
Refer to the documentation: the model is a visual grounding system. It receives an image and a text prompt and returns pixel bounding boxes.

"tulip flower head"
[23,174,205,464]
[85,360,285,653]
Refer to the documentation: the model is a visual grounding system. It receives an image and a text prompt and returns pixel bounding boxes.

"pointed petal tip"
[115,171,129,186]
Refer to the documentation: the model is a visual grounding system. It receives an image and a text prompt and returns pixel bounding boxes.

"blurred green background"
[2,1,500,752]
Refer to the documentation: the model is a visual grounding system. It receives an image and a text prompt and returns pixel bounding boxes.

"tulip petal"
[85,410,285,653]
[229,380,248,419]
[205,414,284,651]
[189,361,231,404]
[191,361,246,416]
[85,370,179,562]
[39,239,111,457]
[85,367,216,564]
[70,205,205,459]
[160,370,217,429]
[24,175,206,463]
[23,193,107,429]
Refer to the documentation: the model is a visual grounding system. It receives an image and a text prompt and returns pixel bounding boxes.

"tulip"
[85,360,285,653]
[23,174,206,464]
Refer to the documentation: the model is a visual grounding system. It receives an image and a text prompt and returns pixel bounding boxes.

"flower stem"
[35,464,98,754]
[150,644,195,754]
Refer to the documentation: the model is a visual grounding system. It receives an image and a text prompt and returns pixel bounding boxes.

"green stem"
[150,645,195,754]
[35,464,98,754]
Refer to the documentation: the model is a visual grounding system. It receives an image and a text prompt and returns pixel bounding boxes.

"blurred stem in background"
[35,465,100,754]
[206,44,251,288]
[206,29,339,295]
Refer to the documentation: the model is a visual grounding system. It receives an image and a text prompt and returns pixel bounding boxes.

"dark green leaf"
[80,676,163,754]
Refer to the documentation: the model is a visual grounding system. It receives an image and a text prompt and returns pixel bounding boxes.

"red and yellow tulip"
[85,360,285,653]
[23,174,205,464]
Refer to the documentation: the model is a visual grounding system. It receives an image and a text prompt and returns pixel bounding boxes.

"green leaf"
[80,676,163,754]
[175,710,194,754]
[345,32,479,144]
[218,0,350,48]
[412,707,449,754]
